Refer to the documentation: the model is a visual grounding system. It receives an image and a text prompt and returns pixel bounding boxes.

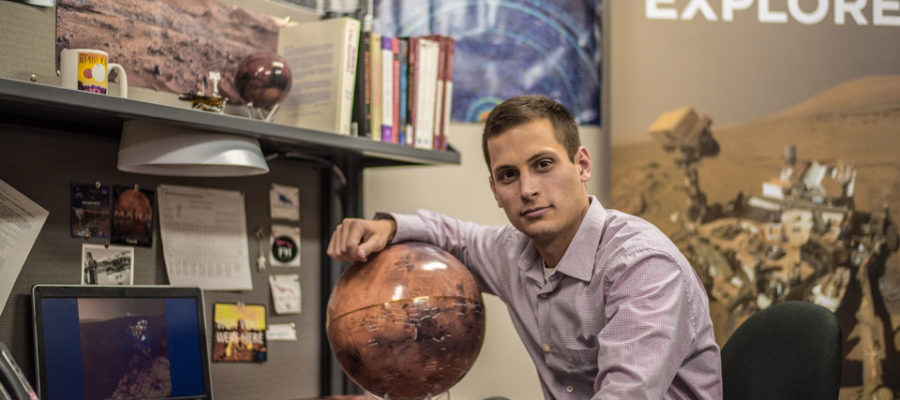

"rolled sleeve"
[373,209,514,297]
[374,211,427,244]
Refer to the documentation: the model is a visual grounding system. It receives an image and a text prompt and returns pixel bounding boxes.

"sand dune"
[766,75,900,120]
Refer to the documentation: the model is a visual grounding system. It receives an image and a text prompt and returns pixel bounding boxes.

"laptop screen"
[31,286,212,400]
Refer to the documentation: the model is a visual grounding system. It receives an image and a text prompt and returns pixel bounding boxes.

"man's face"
[487,118,591,243]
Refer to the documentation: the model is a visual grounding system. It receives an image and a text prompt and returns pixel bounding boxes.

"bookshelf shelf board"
[0,78,459,167]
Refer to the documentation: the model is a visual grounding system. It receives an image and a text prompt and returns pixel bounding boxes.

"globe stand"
[246,102,281,122]
[364,391,450,400]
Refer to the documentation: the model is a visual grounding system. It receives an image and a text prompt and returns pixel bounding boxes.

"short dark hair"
[482,95,580,171]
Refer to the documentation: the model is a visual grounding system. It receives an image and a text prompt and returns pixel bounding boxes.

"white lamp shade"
[118,120,269,177]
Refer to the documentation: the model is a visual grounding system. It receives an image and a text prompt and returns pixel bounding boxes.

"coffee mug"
[60,48,128,98]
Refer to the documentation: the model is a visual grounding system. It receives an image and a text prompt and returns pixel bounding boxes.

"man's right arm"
[325,210,513,296]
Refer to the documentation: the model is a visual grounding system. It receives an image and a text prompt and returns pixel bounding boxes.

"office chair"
[721,301,842,400]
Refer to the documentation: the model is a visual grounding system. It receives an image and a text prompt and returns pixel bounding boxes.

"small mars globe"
[234,52,292,109]
[326,242,486,400]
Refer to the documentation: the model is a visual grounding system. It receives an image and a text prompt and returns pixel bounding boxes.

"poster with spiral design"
[374,0,602,125]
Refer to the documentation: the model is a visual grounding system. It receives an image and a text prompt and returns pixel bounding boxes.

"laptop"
[31,285,213,400]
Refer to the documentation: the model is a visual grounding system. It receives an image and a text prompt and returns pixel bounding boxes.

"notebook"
[31,285,212,400]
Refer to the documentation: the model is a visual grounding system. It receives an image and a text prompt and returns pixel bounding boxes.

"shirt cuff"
[374,211,427,244]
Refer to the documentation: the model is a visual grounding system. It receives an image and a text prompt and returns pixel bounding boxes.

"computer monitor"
[31,285,212,400]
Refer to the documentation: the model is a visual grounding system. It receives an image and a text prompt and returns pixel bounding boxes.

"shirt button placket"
[537,283,552,366]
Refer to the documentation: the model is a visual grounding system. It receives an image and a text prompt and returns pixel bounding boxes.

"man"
[328,95,723,399]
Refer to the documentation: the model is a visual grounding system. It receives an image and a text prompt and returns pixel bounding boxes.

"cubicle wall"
[0,123,323,400]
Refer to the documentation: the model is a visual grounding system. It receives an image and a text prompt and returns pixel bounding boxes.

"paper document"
[0,179,49,313]
[157,185,252,291]
[269,274,301,314]
[266,323,297,341]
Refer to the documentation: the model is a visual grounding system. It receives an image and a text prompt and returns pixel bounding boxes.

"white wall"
[363,122,605,399]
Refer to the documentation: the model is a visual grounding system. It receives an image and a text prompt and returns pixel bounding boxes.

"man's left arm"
[592,250,697,399]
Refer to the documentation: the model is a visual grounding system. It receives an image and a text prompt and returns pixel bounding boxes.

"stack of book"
[354,32,456,151]
[274,18,455,152]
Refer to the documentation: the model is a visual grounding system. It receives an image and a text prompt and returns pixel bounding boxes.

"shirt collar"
[518,196,607,283]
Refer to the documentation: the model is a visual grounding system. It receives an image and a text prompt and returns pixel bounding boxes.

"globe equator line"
[328,295,483,325]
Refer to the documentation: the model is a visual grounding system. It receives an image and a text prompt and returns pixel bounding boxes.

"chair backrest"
[721,301,842,400]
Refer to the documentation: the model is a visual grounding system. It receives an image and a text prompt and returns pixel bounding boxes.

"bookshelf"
[0,78,460,168]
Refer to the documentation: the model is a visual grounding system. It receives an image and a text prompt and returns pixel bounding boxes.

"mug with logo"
[59,48,128,97]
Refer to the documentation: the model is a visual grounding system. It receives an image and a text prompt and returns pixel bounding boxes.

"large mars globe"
[326,242,486,400]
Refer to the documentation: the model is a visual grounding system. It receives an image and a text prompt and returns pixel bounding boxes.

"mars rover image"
[644,106,900,400]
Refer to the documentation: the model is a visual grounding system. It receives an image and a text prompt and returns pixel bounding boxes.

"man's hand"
[326,218,396,263]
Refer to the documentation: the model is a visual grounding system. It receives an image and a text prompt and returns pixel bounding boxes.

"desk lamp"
[117,119,269,177]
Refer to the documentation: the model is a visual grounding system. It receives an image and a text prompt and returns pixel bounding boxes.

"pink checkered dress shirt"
[386,196,723,399]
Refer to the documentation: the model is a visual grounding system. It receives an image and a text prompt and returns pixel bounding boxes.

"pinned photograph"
[212,303,267,363]
[112,185,155,247]
[82,244,134,285]
[71,183,111,239]
[270,224,301,267]
[269,183,300,221]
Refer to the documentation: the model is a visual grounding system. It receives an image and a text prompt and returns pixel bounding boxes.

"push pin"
[30,73,37,82]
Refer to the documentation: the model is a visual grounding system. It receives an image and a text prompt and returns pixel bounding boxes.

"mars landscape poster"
[55,0,279,103]
[612,75,900,398]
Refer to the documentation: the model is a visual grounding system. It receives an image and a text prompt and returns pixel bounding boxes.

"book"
[276,17,361,136]
[391,37,400,145]
[370,32,383,142]
[414,38,440,150]
[351,30,371,137]
[407,37,420,147]
[440,37,456,151]
[425,35,447,151]
[398,38,410,146]
[381,36,394,143]
[424,35,456,151]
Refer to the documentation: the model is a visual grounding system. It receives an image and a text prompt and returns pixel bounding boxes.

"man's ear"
[575,146,592,183]
[489,175,502,208]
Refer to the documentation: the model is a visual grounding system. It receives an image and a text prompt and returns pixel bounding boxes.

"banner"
[609,2,900,398]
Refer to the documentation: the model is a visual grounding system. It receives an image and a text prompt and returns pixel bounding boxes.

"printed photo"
[212,303,267,362]
[112,185,154,247]
[82,244,134,285]
[71,183,111,239]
